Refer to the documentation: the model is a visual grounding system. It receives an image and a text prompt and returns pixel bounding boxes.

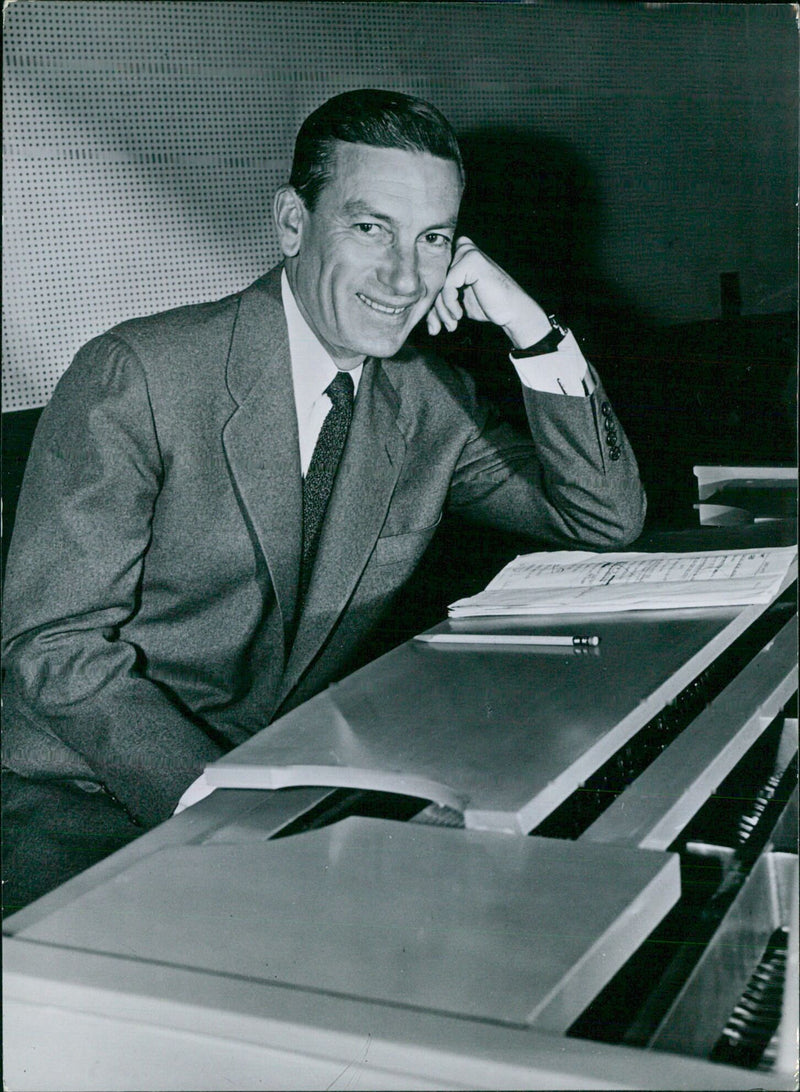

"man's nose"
[377,244,421,297]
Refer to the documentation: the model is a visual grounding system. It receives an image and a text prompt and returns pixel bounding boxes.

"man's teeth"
[357,293,408,315]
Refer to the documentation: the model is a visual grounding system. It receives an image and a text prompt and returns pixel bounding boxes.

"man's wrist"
[501,301,552,349]
[510,329,595,397]
[509,315,569,360]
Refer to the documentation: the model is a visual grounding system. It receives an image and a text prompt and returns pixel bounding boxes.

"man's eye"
[355,223,382,236]
[423,233,452,249]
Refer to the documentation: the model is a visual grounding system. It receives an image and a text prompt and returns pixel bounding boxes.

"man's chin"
[354,331,413,362]
[336,310,425,361]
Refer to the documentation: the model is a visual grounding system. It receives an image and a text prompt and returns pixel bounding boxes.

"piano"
[3,518,797,1090]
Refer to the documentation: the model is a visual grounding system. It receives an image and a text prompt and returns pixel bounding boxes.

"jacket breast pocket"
[372,514,443,567]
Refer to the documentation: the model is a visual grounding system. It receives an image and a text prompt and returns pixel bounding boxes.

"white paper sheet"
[448,546,797,617]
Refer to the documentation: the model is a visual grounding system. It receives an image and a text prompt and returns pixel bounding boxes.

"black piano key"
[710,928,789,1070]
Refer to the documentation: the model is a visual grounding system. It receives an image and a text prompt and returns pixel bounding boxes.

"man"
[2,90,645,912]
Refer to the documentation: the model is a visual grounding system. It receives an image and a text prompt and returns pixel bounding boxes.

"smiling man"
[278,142,461,365]
[2,90,645,912]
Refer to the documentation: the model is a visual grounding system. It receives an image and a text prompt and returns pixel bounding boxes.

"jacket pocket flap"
[373,514,443,565]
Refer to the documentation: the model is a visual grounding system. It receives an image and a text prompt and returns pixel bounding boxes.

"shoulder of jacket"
[106,287,244,345]
[98,266,283,362]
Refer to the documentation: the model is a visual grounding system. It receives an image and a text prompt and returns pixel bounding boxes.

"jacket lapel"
[280,359,406,702]
[222,267,303,654]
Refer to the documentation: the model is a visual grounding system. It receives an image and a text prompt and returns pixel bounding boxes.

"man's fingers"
[461,285,491,323]
[427,237,485,334]
[437,240,476,322]
[428,235,540,338]
[437,283,463,325]
[426,307,442,335]
[434,292,460,332]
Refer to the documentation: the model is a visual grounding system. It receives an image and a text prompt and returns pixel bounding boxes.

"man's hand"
[426,236,552,349]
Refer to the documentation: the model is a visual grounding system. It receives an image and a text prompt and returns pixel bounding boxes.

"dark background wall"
[3,1,797,581]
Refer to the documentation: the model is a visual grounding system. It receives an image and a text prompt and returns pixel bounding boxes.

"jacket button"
[606,429,618,445]
[610,448,621,461]
[601,401,612,416]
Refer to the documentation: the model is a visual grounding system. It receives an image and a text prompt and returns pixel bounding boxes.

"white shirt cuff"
[173,771,217,814]
[510,329,595,396]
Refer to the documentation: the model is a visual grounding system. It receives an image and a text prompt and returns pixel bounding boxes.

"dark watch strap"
[509,315,569,359]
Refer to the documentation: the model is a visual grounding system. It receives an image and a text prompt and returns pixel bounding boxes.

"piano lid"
[206,600,784,833]
[15,818,680,1033]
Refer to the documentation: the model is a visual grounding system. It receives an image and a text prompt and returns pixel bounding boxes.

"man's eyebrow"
[429,216,459,231]
[341,199,394,222]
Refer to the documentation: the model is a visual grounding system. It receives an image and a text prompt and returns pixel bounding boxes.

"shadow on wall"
[413,126,797,533]
[456,128,651,336]
[414,128,653,429]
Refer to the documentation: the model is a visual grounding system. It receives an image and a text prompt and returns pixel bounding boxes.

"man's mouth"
[356,292,413,316]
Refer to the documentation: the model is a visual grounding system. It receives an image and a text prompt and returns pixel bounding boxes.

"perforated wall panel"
[4,1,796,410]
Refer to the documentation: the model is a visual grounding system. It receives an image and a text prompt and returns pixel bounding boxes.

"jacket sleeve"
[445,370,646,548]
[1,335,225,828]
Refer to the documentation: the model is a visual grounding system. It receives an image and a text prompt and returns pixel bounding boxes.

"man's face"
[283,142,463,367]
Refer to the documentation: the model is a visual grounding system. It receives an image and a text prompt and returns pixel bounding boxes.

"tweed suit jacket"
[2,265,645,828]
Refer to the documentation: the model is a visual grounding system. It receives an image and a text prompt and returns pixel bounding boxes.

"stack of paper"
[448,546,797,618]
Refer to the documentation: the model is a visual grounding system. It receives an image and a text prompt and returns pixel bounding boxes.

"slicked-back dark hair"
[289,89,464,210]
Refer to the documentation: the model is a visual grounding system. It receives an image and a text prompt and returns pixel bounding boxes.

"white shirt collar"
[281,268,362,409]
[281,269,362,475]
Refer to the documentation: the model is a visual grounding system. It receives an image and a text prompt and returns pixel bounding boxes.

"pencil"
[414,633,600,647]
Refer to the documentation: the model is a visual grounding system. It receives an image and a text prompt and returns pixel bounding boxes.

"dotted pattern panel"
[4,1,796,409]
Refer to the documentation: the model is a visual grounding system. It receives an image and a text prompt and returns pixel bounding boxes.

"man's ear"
[273,185,306,257]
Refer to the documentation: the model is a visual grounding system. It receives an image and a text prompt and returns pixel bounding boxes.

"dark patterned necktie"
[299,369,355,600]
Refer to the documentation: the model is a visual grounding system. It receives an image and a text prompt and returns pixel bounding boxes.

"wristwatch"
[509,315,569,359]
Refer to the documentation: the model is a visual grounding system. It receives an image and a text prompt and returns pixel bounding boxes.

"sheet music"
[448,547,797,617]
